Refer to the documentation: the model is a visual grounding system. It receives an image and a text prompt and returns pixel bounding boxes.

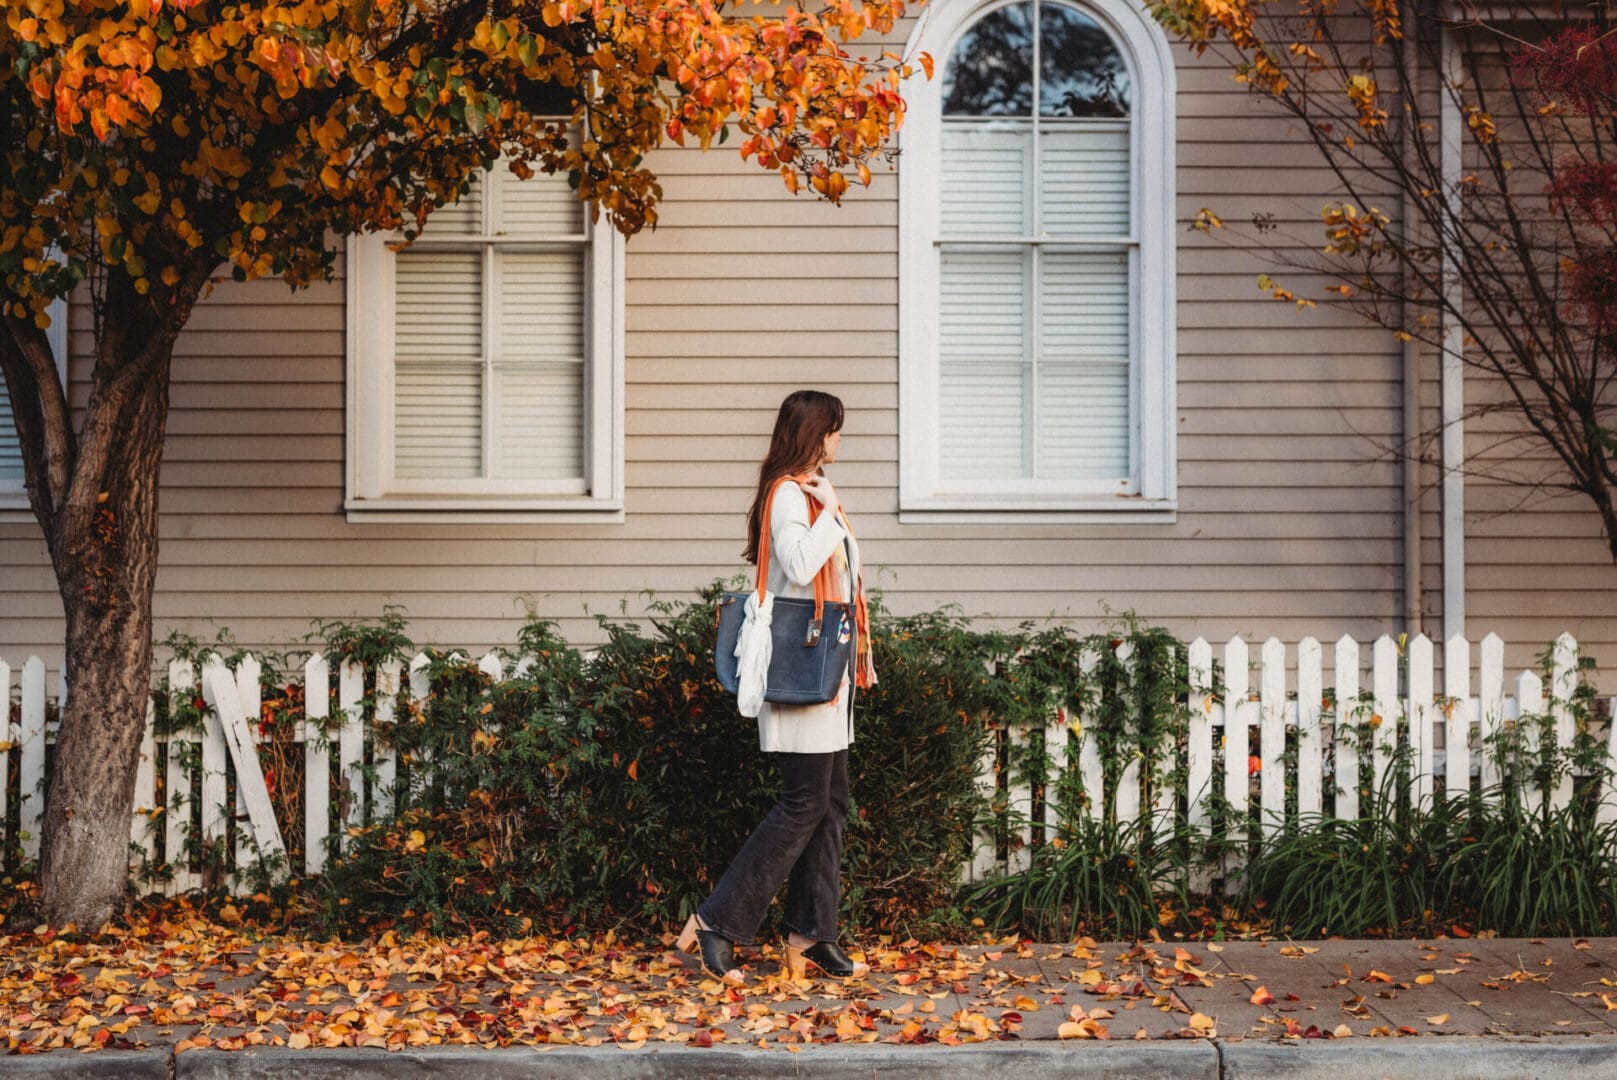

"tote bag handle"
[755,474,829,641]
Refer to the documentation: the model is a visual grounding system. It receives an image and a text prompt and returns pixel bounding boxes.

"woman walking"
[677,389,875,983]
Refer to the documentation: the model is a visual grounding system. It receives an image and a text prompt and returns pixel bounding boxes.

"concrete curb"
[173,1042,1221,1079]
[1219,1035,1617,1079]
[0,1051,171,1079]
[11,1035,1617,1079]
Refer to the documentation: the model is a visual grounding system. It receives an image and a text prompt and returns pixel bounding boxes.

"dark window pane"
[943,2,1035,116]
[1040,3,1130,117]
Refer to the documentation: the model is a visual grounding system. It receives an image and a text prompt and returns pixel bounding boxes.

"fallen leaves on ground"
[0,912,1250,1055]
[4,907,1598,1056]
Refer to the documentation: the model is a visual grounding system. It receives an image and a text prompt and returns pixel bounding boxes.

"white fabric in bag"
[734,590,775,718]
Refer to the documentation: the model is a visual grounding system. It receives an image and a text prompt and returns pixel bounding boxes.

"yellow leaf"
[288,1032,312,1049]
[1057,1021,1088,1039]
[1426,1013,1449,1025]
[1415,974,1434,985]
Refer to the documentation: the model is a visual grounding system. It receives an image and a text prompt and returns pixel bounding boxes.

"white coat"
[754,480,868,754]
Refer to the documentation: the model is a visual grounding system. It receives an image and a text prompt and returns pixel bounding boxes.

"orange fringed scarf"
[767,474,875,691]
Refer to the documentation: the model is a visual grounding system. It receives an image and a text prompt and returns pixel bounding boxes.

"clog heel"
[783,941,869,980]
[676,914,744,985]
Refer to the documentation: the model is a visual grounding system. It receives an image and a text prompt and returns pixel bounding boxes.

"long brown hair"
[744,390,845,564]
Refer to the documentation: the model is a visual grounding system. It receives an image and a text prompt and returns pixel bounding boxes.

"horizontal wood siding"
[1,20,1607,689]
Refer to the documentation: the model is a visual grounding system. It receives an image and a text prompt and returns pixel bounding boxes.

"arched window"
[899,0,1176,519]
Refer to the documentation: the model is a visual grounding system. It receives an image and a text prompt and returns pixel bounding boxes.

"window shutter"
[494,365,583,481]
[1040,123,1130,236]
[495,170,582,236]
[941,363,1027,482]
[494,250,585,481]
[1036,247,1130,480]
[941,125,1031,237]
[498,251,583,361]
[939,248,1029,481]
[1040,250,1128,361]
[2,295,66,492]
[388,166,589,489]
[0,390,22,483]
[394,250,483,479]
[428,179,483,236]
[1037,364,1128,478]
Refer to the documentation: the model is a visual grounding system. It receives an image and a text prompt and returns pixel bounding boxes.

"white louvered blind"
[428,181,482,237]
[939,248,1028,479]
[937,115,1134,489]
[941,125,1031,237]
[1040,249,1129,478]
[499,173,582,236]
[1041,123,1129,235]
[0,390,22,484]
[495,250,584,480]
[390,164,588,491]
[2,298,67,494]
[394,250,482,479]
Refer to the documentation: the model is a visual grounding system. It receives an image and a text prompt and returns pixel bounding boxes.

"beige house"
[2,0,1613,687]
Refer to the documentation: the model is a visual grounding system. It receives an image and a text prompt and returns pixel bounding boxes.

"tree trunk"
[36,341,174,930]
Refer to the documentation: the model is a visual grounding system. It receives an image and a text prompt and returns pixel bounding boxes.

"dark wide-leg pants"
[696,748,848,945]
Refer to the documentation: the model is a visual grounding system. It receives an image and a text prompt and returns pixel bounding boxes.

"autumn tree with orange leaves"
[0,0,921,929]
[1149,0,1617,559]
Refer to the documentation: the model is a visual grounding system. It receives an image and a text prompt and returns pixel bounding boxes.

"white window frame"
[345,174,626,524]
[0,295,68,513]
[898,0,1177,523]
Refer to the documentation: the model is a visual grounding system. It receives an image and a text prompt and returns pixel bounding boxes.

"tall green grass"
[1440,798,1617,936]
[960,815,1189,940]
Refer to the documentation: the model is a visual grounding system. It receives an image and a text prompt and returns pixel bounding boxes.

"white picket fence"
[1,632,1614,895]
[971,632,1616,881]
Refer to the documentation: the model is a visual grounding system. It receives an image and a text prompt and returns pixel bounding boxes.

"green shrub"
[318,589,996,937]
[838,607,1005,935]
[141,598,1616,943]
[316,619,599,928]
